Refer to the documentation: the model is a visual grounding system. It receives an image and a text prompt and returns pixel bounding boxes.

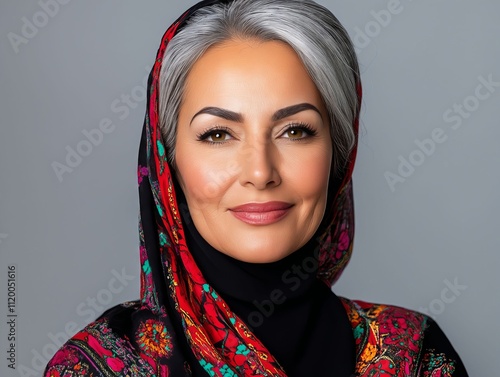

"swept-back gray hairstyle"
[159,0,360,175]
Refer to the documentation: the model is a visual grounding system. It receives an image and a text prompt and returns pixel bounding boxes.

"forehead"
[181,38,325,113]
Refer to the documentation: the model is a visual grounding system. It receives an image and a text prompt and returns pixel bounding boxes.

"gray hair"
[159,0,360,175]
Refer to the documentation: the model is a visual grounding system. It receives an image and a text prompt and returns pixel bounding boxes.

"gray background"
[1,0,498,375]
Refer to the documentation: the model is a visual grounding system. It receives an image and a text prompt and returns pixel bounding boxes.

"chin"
[232,252,290,264]
[223,238,296,264]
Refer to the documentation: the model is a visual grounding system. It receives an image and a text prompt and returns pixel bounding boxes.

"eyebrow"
[190,103,323,125]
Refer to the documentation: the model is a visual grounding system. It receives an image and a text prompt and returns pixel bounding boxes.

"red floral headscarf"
[136,0,361,375]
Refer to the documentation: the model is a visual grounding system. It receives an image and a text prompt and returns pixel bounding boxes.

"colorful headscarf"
[136,0,359,374]
[45,1,468,376]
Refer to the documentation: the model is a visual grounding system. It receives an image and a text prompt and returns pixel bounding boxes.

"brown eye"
[197,127,232,144]
[281,124,316,140]
[285,128,305,139]
[208,131,230,142]
[197,128,233,144]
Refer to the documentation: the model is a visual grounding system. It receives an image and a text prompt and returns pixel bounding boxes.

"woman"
[45,0,468,376]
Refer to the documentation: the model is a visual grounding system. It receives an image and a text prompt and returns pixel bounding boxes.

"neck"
[186,218,322,300]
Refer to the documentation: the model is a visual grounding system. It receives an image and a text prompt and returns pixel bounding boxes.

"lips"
[229,201,293,225]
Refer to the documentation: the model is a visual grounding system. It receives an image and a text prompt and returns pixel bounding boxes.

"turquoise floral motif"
[199,359,215,376]
[353,324,363,339]
[236,344,250,356]
[156,140,165,157]
[220,363,236,377]
[159,232,169,246]
[156,204,163,217]
[202,283,218,299]
[142,260,151,275]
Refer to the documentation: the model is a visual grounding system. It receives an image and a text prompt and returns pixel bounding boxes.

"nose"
[238,139,281,190]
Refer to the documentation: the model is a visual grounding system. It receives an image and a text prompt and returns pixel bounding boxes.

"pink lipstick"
[229,201,293,225]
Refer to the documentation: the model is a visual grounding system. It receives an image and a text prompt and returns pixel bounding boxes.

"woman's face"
[175,39,332,263]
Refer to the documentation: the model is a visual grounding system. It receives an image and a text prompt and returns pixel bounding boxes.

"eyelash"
[196,122,317,144]
[281,122,317,139]
[196,126,233,145]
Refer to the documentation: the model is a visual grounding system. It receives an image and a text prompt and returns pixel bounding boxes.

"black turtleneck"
[178,192,356,377]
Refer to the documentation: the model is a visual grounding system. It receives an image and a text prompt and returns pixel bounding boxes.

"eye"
[281,123,317,140]
[206,131,230,142]
[197,127,233,144]
[285,128,306,139]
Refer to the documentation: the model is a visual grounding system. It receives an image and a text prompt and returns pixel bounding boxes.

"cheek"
[286,146,332,200]
[175,148,237,208]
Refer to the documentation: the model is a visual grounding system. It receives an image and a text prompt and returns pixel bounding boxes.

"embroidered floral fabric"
[45,1,468,376]
[45,300,465,376]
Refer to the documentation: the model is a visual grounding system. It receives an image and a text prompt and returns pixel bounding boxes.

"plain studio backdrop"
[0,1,498,375]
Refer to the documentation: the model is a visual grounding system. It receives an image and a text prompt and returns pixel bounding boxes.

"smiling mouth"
[229,202,293,225]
